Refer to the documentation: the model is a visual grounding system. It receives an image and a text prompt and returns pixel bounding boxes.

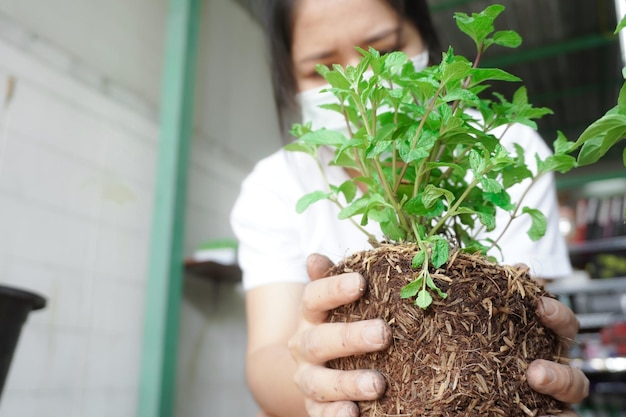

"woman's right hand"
[288,254,392,417]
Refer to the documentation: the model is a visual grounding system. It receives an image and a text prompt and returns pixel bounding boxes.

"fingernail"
[541,366,556,385]
[362,322,385,347]
[338,403,358,417]
[358,374,379,396]
[340,273,362,296]
[540,298,557,318]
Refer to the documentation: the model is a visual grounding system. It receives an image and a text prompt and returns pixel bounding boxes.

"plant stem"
[313,150,379,244]
[429,177,481,237]
[353,87,414,236]
[486,173,543,252]
[393,84,444,194]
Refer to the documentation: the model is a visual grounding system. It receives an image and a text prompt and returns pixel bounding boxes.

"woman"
[231,0,589,416]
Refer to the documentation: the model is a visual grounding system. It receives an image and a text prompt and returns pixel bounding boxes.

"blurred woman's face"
[291,0,425,92]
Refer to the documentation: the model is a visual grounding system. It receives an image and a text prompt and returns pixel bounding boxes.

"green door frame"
[138,0,201,416]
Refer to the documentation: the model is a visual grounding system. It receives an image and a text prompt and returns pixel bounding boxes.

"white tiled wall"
[0,0,284,415]
[0,0,167,108]
[0,21,157,417]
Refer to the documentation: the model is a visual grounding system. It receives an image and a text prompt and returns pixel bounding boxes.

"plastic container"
[0,284,46,398]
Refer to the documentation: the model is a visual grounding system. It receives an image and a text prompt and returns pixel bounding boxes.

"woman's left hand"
[529,297,589,416]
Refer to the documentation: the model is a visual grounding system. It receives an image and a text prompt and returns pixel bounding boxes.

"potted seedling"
[287,5,626,417]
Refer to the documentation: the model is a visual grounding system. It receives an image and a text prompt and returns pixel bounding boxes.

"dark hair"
[262,0,441,140]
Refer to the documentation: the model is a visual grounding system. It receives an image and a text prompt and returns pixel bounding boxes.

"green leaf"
[492,30,522,48]
[397,132,435,163]
[552,131,577,155]
[522,207,547,241]
[317,64,350,89]
[368,206,394,223]
[290,122,312,138]
[508,86,554,129]
[442,88,480,105]
[331,149,360,170]
[469,149,486,174]
[296,191,331,213]
[481,177,502,194]
[463,241,490,256]
[283,141,316,157]
[415,289,433,309]
[425,275,447,299]
[335,137,367,162]
[477,211,496,231]
[338,180,357,203]
[353,49,372,77]
[484,189,514,210]
[337,197,369,219]
[400,276,423,299]
[577,123,626,166]
[537,154,577,174]
[441,60,472,85]
[469,68,521,85]
[454,4,505,48]
[382,51,409,75]
[501,164,532,188]
[404,195,446,218]
[423,185,454,208]
[426,161,465,178]
[339,194,392,220]
[299,129,347,147]
[577,109,626,145]
[405,79,439,100]
[431,237,450,268]
[381,219,407,242]
[412,250,426,269]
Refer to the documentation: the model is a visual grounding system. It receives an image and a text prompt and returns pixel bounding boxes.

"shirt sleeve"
[230,152,310,291]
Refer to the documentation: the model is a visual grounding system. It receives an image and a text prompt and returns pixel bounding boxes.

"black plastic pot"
[0,284,46,398]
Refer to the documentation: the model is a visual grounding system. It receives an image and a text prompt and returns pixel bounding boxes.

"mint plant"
[566,14,626,167]
[286,5,626,309]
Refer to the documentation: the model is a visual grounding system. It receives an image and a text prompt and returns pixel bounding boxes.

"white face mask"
[296,50,430,134]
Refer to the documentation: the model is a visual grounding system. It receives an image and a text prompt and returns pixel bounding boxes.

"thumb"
[306,253,335,281]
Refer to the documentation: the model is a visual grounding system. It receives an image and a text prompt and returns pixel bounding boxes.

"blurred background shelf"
[571,357,626,375]
[569,237,626,257]
[184,259,242,283]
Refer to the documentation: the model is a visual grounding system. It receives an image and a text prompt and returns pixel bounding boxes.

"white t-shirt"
[231,122,572,291]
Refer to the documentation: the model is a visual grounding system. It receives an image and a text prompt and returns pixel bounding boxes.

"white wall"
[0,0,278,415]
[0,13,159,416]
[0,0,167,110]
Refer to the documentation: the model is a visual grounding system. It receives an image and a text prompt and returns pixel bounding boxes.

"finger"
[301,272,366,323]
[537,297,579,347]
[305,398,359,417]
[307,253,336,281]
[296,366,386,402]
[527,359,589,404]
[289,319,391,363]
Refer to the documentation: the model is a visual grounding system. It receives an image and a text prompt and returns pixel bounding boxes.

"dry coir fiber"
[327,243,567,417]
